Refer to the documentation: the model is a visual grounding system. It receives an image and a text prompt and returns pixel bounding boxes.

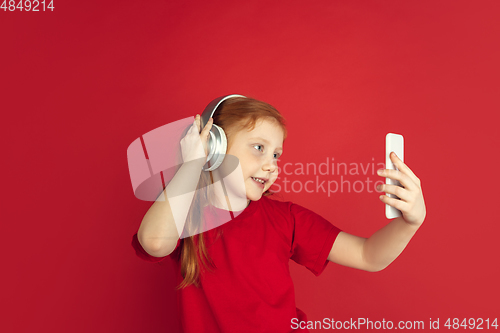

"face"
[225,118,284,205]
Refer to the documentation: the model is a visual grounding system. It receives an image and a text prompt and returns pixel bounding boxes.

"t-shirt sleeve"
[289,203,342,276]
[131,232,181,263]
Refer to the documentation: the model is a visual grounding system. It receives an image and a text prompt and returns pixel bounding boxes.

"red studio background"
[2,1,499,332]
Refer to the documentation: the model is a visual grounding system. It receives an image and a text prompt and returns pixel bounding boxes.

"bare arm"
[328,219,420,272]
[138,159,205,257]
[137,114,213,257]
[328,152,426,272]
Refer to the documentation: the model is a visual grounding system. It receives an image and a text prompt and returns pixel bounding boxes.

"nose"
[262,155,278,173]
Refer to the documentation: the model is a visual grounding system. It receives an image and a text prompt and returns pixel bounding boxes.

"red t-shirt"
[131,195,342,333]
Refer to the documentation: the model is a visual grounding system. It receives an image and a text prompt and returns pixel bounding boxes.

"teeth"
[252,177,265,184]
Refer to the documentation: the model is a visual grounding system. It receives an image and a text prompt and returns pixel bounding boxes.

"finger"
[377,183,411,202]
[204,116,213,128]
[377,168,416,191]
[390,152,420,185]
[379,194,409,213]
[201,117,213,136]
[195,114,201,133]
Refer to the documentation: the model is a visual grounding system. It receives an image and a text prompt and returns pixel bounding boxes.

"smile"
[251,177,267,188]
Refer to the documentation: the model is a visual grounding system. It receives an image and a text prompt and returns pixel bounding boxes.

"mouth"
[251,176,268,188]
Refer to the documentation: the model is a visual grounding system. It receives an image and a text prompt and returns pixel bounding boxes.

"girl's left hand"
[376,152,426,226]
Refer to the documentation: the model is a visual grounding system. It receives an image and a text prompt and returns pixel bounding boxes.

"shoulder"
[252,195,296,230]
[253,195,297,246]
[257,195,316,228]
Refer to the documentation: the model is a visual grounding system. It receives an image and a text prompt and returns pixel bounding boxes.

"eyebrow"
[248,137,283,151]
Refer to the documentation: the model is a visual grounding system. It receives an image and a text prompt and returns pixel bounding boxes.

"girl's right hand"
[180,114,214,163]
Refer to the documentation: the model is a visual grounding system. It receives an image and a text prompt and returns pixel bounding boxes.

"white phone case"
[385,133,404,219]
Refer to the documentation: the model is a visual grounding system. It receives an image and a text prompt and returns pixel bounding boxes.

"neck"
[207,169,249,211]
[210,195,249,212]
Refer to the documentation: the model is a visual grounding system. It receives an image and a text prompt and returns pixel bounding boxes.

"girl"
[131,96,426,333]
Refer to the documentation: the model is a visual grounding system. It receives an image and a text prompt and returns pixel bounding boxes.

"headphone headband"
[200,94,246,129]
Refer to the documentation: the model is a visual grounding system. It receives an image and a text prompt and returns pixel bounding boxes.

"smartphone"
[385,133,404,219]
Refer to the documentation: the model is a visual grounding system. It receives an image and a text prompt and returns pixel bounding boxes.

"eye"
[253,144,281,160]
[253,144,263,152]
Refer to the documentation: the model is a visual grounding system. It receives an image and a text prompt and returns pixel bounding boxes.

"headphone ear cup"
[203,123,227,171]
